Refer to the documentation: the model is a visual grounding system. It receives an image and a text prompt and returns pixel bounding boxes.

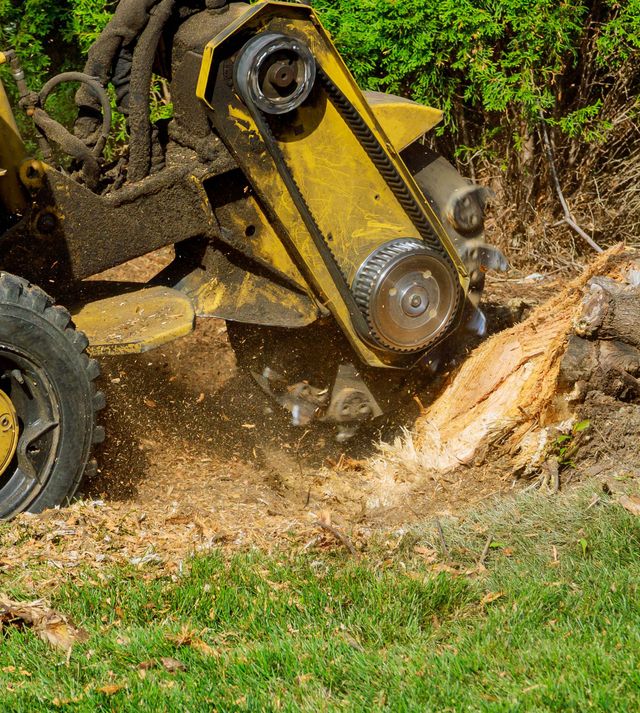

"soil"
[4,256,573,577]
[87,257,561,520]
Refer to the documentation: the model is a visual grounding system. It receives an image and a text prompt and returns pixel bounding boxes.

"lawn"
[1,483,639,712]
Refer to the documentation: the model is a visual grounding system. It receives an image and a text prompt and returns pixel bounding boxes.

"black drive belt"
[242,65,463,353]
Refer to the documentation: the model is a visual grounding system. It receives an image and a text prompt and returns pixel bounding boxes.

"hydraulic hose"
[40,72,112,157]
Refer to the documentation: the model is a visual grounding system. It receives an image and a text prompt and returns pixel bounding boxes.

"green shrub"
[1,0,638,251]
[315,0,639,146]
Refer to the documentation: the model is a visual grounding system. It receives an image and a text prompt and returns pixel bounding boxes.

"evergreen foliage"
[315,0,639,148]
[1,1,638,252]
[2,1,637,144]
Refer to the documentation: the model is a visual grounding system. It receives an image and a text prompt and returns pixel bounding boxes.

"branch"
[539,111,603,254]
[316,521,359,557]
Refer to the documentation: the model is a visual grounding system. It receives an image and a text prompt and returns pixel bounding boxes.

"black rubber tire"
[0,273,104,519]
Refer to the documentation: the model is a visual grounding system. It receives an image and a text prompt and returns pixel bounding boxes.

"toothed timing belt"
[244,65,463,354]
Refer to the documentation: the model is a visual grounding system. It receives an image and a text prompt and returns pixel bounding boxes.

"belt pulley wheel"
[352,239,460,353]
[0,389,18,476]
[234,33,316,116]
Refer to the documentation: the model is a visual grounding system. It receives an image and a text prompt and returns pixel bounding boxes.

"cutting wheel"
[352,239,460,353]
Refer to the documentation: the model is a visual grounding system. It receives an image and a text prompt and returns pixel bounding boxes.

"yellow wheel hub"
[0,389,18,476]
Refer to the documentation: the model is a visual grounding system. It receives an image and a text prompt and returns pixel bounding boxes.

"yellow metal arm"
[363,91,443,152]
[0,51,27,213]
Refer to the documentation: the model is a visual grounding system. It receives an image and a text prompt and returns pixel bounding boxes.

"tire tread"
[0,272,103,511]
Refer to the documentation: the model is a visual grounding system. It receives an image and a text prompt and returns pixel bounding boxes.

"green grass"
[1,484,640,711]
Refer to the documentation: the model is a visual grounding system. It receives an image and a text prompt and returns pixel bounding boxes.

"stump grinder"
[0,0,506,518]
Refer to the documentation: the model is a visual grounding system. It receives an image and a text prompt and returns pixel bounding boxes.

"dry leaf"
[167,628,194,646]
[53,696,83,707]
[41,619,84,651]
[167,627,218,657]
[480,591,504,606]
[160,657,187,673]
[0,595,88,652]
[143,398,157,409]
[138,657,187,674]
[619,494,640,516]
[413,546,438,562]
[428,563,460,575]
[191,638,217,657]
[97,684,124,695]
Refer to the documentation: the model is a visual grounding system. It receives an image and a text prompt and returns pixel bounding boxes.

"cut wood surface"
[410,244,637,473]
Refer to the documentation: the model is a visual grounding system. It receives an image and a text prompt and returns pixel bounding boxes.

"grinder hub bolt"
[401,285,429,317]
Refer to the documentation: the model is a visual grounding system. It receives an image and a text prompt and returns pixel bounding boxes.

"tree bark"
[575,277,640,348]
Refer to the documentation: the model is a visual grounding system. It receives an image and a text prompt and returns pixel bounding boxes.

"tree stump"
[399,244,640,474]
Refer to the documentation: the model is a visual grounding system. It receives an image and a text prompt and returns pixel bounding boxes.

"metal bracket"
[253,362,382,440]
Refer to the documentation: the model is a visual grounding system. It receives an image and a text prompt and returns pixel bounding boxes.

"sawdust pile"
[2,499,365,584]
[7,250,621,580]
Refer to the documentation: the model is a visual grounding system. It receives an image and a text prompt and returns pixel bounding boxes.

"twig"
[539,111,603,254]
[478,534,493,568]
[316,521,358,557]
[522,476,543,493]
[435,518,450,560]
[413,395,427,414]
[586,495,601,511]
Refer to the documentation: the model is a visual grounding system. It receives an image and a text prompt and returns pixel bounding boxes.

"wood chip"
[97,684,124,695]
[0,595,88,652]
[619,494,640,516]
[480,591,504,606]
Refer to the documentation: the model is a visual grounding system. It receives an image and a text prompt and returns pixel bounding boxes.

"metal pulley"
[234,32,316,115]
[352,239,460,353]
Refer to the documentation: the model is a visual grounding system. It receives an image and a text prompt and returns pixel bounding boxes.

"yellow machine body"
[0,55,27,214]
[0,2,484,363]
[195,1,468,368]
[0,0,505,519]
[72,286,196,356]
[363,91,444,153]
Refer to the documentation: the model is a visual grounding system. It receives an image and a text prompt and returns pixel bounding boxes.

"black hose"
[127,0,176,182]
[40,72,112,157]
[32,109,101,190]
[74,0,163,145]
